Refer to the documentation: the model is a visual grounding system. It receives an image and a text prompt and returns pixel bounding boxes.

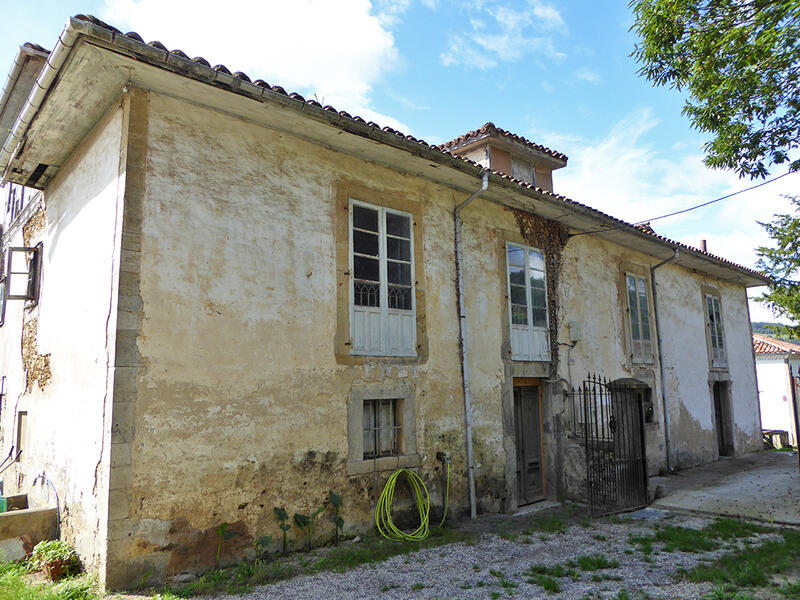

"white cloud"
[440,0,566,69]
[536,109,800,324]
[102,0,410,132]
[574,67,601,84]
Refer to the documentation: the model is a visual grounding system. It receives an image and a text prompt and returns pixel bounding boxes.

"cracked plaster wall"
[0,103,125,576]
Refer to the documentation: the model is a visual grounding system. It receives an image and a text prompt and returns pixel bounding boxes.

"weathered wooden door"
[514,383,544,505]
[713,381,732,456]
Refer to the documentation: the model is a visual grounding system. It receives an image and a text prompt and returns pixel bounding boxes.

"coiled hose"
[375,461,450,541]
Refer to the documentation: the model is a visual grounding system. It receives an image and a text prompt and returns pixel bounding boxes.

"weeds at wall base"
[157,526,474,598]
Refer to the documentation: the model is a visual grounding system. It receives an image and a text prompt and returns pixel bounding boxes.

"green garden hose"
[375,461,450,541]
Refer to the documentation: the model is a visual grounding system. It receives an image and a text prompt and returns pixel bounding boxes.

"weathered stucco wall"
[98,89,763,586]
[657,266,761,468]
[0,103,124,573]
[108,91,470,585]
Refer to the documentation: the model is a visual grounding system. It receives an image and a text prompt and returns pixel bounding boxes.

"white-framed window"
[705,293,727,368]
[349,200,416,356]
[506,242,550,361]
[511,157,536,185]
[625,274,653,364]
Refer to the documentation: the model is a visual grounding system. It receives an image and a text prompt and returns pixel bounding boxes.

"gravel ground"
[213,510,780,600]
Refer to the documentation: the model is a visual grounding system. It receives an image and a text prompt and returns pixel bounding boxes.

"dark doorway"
[713,381,733,457]
[514,381,544,505]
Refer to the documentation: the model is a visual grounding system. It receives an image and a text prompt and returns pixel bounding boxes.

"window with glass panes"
[362,398,401,459]
[349,200,416,356]
[625,274,653,363]
[506,243,550,361]
[705,293,727,368]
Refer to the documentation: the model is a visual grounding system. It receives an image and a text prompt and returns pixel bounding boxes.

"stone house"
[753,334,800,447]
[0,15,767,589]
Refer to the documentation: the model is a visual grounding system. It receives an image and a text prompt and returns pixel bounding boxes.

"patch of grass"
[687,528,800,588]
[591,573,623,582]
[380,583,398,592]
[702,585,759,600]
[526,573,560,593]
[161,527,474,597]
[489,569,517,590]
[0,567,98,600]
[703,518,772,541]
[593,534,607,541]
[490,592,501,600]
[779,581,800,599]
[526,564,577,579]
[576,554,620,571]
[410,582,425,590]
[531,516,566,534]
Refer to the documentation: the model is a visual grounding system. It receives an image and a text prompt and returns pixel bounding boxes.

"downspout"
[455,171,488,520]
[0,19,78,183]
[651,248,679,472]
[785,356,800,472]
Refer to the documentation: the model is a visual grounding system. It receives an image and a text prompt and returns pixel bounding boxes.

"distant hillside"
[752,322,800,344]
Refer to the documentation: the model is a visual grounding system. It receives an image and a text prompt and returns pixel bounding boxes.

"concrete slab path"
[650,451,800,525]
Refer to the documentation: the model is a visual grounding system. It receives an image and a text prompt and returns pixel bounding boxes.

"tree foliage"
[630,0,800,178]
[756,195,800,335]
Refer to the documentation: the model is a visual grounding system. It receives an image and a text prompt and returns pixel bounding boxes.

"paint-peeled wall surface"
[0,105,124,571]
[657,266,761,468]
[108,91,470,584]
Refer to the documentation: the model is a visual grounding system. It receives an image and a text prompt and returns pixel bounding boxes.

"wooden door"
[514,383,544,505]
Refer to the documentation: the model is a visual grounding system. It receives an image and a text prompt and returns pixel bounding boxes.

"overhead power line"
[568,171,794,239]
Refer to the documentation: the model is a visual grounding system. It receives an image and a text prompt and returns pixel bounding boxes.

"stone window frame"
[345,382,419,476]
[701,285,728,371]
[333,179,428,366]
[618,261,656,367]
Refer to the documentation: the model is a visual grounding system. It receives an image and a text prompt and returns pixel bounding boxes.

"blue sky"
[2,0,797,322]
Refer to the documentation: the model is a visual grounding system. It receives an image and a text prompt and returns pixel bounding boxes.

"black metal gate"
[572,375,648,515]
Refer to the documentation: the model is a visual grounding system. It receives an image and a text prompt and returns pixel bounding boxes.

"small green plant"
[254,535,272,562]
[329,491,344,545]
[30,540,80,580]
[294,505,325,549]
[531,515,566,534]
[576,554,619,571]
[527,573,560,593]
[215,523,239,566]
[410,582,425,590]
[274,507,291,555]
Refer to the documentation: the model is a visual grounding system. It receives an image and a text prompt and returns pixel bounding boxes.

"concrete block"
[0,507,57,546]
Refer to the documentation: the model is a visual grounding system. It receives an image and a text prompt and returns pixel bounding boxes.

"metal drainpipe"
[651,248,679,472]
[455,171,488,520]
[0,18,78,183]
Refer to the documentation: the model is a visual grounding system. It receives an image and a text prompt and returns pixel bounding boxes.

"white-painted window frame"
[349,199,416,357]
[705,293,727,368]
[624,273,654,364]
[506,241,550,362]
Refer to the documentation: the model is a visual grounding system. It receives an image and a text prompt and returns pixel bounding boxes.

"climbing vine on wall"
[513,209,569,377]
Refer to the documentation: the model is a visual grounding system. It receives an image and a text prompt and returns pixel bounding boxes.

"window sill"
[346,454,421,476]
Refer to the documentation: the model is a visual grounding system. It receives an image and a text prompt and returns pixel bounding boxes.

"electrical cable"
[375,461,450,542]
[568,171,793,239]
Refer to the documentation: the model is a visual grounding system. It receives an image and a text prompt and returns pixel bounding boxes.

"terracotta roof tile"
[753,334,800,354]
[438,122,568,163]
[56,15,766,283]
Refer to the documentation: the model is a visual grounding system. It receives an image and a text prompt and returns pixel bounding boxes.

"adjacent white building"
[754,334,800,447]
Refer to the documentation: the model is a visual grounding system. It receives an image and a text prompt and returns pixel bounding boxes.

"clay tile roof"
[437,122,568,163]
[634,222,655,234]
[753,334,800,355]
[44,16,767,284]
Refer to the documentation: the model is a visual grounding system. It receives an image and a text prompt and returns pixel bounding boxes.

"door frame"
[513,377,546,503]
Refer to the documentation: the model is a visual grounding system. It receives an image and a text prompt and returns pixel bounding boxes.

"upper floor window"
[511,158,536,186]
[506,242,550,361]
[705,293,727,368]
[349,200,416,356]
[625,274,653,364]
